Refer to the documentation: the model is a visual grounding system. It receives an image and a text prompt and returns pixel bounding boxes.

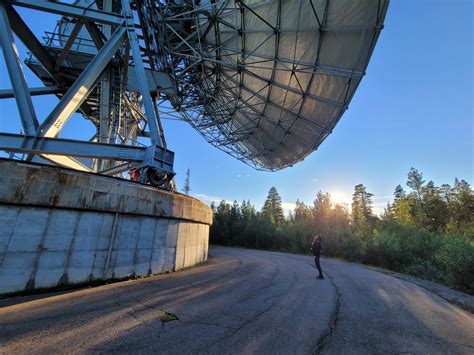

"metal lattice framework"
[0,0,389,185]
[163,0,389,170]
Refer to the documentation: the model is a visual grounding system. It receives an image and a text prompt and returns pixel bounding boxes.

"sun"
[330,191,350,206]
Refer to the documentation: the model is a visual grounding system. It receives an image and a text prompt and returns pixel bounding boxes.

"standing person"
[311,235,324,279]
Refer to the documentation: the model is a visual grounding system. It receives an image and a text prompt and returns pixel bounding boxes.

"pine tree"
[352,184,374,220]
[262,187,284,224]
[351,184,377,240]
[229,200,242,243]
[212,200,231,244]
[417,180,448,231]
[241,200,256,222]
[394,195,418,225]
[405,168,428,226]
[439,184,452,204]
[407,167,425,204]
[451,178,474,225]
[182,168,191,195]
[392,183,415,225]
[381,202,395,223]
[313,191,332,234]
[294,199,312,222]
[394,184,406,201]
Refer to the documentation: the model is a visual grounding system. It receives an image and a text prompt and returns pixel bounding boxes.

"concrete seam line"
[0,202,212,225]
[104,212,119,279]
[61,211,82,284]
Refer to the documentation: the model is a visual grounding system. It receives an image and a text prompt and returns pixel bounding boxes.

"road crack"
[313,271,340,354]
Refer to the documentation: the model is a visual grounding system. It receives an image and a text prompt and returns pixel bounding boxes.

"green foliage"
[351,184,376,235]
[407,167,425,204]
[209,170,474,294]
[262,187,285,224]
[182,168,191,195]
[434,235,474,292]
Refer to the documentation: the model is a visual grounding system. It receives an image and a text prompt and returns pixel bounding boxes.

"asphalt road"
[1,247,473,354]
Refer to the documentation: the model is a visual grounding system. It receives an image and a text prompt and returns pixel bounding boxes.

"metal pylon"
[0,0,175,188]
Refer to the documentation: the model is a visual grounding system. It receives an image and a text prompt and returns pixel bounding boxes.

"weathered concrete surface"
[1,247,473,354]
[0,159,211,295]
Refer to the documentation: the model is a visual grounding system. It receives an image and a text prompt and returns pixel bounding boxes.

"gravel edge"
[366,265,474,314]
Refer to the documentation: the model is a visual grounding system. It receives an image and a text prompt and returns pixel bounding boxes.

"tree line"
[210,168,474,294]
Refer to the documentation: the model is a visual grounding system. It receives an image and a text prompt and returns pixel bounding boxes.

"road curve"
[1,247,473,354]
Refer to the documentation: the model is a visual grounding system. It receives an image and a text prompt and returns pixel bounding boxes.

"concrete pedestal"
[0,159,212,295]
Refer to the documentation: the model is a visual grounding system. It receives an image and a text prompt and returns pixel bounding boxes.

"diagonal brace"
[38,22,127,138]
[0,3,39,134]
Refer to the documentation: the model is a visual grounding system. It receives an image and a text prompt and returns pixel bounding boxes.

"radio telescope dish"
[0,0,389,185]
[164,0,389,170]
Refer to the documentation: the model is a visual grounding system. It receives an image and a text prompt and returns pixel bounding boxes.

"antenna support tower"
[0,0,389,179]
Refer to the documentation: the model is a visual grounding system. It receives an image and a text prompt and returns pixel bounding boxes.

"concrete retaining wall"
[0,159,212,295]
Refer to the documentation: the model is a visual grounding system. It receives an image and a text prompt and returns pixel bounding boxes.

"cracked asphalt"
[1,247,473,354]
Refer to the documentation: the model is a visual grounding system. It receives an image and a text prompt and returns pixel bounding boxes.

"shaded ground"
[366,265,474,313]
[1,247,473,354]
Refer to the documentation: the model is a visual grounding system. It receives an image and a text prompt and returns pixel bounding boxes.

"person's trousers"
[314,256,323,276]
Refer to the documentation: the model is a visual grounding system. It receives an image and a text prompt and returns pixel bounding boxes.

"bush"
[434,235,474,294]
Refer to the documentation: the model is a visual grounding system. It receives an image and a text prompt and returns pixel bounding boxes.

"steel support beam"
[5,4,58,81]
[0,133,174,171]
[99,162,138,176]
[121,0,164,147]
[0,86,64,99]
[1,133,145,161]
[38,23,127,138]
[54,20,84,72]
[97,0,113,171]
[8,0,124,25]
[0,4,39,135]
[84,21,106,49]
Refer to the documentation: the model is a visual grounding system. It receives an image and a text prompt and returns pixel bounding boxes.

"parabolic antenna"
[0,0,389,186]
[167,0,389,170]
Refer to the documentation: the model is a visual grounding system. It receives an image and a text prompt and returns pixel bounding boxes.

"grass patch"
[159,310,178,323]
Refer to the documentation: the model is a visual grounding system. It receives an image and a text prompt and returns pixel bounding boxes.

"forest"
[209,168,474,294]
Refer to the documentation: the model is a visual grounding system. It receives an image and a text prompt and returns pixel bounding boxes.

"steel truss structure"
[0,0,389,180]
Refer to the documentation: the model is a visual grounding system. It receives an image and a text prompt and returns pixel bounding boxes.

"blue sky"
[0,0,472,214]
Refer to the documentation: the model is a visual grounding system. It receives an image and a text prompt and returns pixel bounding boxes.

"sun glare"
[330,191,350,206]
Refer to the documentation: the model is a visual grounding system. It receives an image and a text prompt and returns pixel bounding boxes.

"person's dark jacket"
[311,240,321,257]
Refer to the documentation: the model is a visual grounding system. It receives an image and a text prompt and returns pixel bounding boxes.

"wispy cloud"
[236,174,251,178]
[312,178,318,182]
[193,193,233,205]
